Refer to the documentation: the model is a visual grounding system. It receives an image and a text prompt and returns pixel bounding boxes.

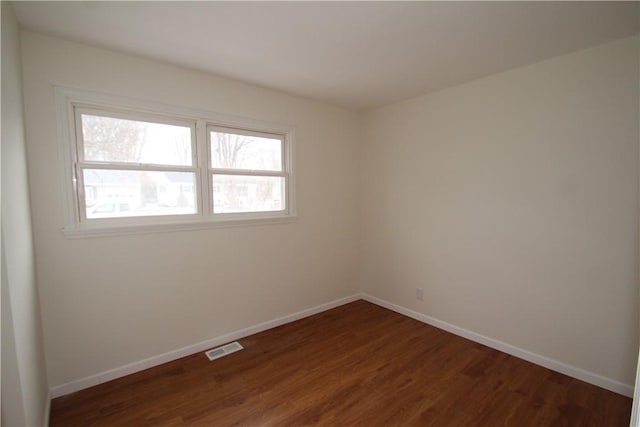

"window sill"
[62,214,297,239]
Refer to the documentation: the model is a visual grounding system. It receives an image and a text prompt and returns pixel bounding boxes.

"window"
[209,126,286,214]
[56,87,295,236]
[76,108,198,221]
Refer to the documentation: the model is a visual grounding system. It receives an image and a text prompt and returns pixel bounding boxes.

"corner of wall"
[2,2,51,425]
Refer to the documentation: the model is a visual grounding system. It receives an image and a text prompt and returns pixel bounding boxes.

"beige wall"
[17,25,640,398]
[361,36,639,387]
[1,3,50,426]
[20,31,361,389]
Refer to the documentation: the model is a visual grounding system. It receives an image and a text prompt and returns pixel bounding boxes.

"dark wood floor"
[50,300,632,426]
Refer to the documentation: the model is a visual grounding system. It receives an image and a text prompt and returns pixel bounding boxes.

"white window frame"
[55,86,296,238]
[74,105,201,224]
[208,125,289,218]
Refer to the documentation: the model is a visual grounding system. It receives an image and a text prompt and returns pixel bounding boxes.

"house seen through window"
[79,112,197,219]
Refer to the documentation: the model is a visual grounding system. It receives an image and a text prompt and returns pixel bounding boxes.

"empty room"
[2,1,639,426]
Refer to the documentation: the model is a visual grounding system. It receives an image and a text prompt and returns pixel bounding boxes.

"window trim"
[55,86,296,238]
[207,124,289,216]
[74,106,201,224]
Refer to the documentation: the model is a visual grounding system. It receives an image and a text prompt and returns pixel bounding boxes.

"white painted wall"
[20,31,361,389]
[361,36,639,388]
[16,23,639,400]
[1,3,50,426]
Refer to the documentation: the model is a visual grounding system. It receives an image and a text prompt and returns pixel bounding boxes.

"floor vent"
[205,341,244,361]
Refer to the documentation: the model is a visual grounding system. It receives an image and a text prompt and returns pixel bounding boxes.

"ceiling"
[13,1,640,110]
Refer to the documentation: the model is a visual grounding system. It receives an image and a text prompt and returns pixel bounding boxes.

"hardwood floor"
[50,300,632,426]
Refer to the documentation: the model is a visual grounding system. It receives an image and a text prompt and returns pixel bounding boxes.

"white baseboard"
[43,392,51,427]
[49,294,361,398]
[49,292,634,400]
[361,293,634,397]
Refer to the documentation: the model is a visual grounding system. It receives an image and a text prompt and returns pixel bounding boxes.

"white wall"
[17,22,639,400]
[361,36,639,389]
[20,31,361,390]
[1,3,50,426]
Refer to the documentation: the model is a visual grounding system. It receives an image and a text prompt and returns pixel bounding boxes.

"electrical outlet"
[416,288,424,301]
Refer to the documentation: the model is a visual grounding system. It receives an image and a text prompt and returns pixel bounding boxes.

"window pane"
[81,114,192,166]
[83,169,196,218]
[210,130,282,171]
[212,174,284,213]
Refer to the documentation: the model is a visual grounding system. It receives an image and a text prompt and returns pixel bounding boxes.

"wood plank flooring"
[50,300,632,426]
